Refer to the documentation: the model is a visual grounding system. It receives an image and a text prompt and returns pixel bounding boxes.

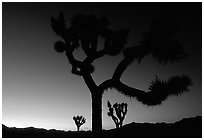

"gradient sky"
[2,2,202,131]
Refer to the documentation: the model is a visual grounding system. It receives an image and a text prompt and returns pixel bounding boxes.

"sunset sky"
[2,2,201,131]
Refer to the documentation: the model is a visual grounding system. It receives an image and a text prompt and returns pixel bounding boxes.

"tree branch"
[112,56,135,80]
[82,71,98,94]
[99,74,191,106]
[64,46,98,92]
[84,49,108,64]
[65,48,83,75]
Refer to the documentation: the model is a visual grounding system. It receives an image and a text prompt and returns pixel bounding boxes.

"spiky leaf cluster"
[123,11,187,65]
[136,75,192,106]
[51,13,129,56]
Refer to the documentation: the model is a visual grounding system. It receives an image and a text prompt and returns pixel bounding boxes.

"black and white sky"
[2,2,202,131]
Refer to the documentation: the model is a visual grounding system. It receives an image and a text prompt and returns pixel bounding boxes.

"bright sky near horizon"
[2,2,201,131]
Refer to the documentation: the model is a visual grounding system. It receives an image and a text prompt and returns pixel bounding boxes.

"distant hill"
[2,116,202,138]
[104,116,202,138]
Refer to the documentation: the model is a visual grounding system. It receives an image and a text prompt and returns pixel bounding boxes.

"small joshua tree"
[107,101,128,129]
[73,115,86,132]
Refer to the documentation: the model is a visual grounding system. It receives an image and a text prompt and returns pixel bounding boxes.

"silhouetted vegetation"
[107,101,128,128]
[2,116,201,138]
[73,115,86,132]
[51,11,192,134]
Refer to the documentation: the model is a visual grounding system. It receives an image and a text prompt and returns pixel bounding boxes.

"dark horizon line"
[2,115,201,131]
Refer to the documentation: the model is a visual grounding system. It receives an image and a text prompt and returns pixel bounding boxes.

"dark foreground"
[2,116,202,138]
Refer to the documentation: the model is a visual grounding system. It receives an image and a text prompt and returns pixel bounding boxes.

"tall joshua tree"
[107,101,128,129]
[73,115,86,132]
[51,11,192,134]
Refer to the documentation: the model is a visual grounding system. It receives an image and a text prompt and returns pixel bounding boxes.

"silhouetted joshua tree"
[107,101,128,129]
[51,11,192,134]
[73,115,86,132]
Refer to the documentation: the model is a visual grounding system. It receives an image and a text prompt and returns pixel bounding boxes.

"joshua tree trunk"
[77,126,80,132]
[82,73,103,134]
[91,91,102,134]
[116,122,119,129]
[120,121,123,128]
